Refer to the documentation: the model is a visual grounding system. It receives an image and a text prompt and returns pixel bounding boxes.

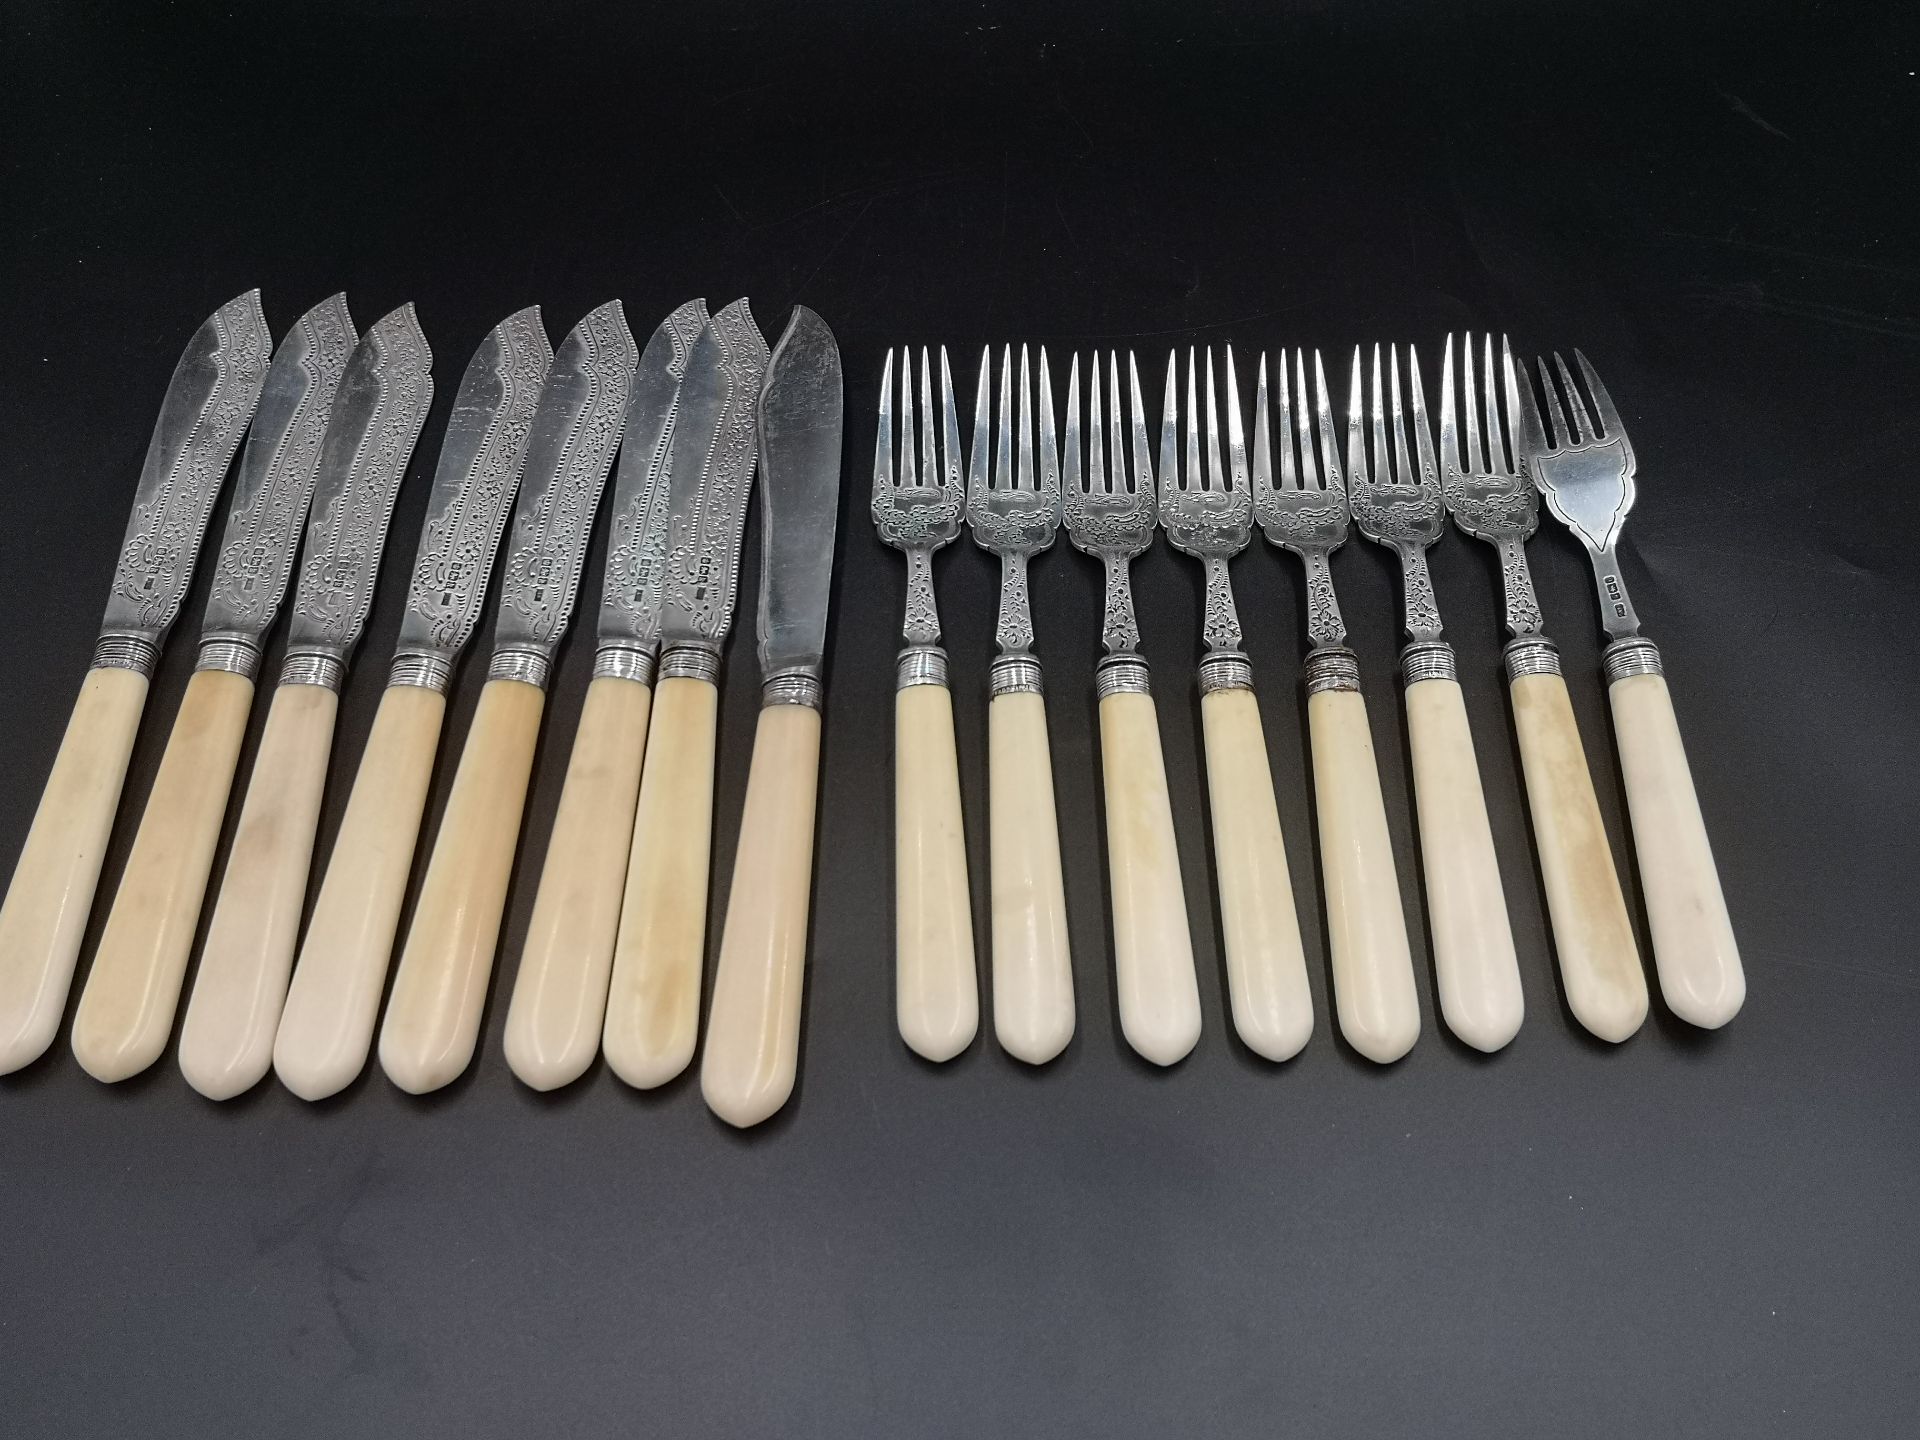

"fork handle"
[987,673,1073,1065]
[1605,641,1743,1028]
[1303,648,1419,1064]
[1096,658,1200,1066]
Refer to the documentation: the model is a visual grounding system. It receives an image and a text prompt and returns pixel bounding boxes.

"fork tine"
[1312,350,1341,491]
[993,346,1013,489]
[1405,343,1437,489]
[1462,330,1484,474]
[1536,356,1568,447]
[1388,344,1413,488]
[1017,344,1039,490]
[1439,335,1460,475]
[1037,347,1061,500]
[917,346,937,488]
[1251,353,1275,496]
[940,346,961,492]
[1504,336,1544,463]
[969,347,992,496]
[1128,353,1154,500]
[874,347,896,501]
[1159,350,1180,495]
[1349,345,1371,487]
[1280,350,1304,491]
[1573,349,1625,442]
[1182,349,1200,492]
[1108,350,1126,492]
[1481,334,1504,468]
[898,346,919,489]
[1063,353,1083,493]
[1224,346,1248,493]
[1205,348,1228,491]
[1087,352,1106,493]
[1553,351,1594,444]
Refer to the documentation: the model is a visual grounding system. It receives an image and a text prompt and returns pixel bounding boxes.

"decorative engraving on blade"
[103,290,272,636]
[400,306,553,655]
[755,305,843,678]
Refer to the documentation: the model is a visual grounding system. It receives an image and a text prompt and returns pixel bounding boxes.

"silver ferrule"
[194,635,263,681]
[1602,635,1664,684]
[487,647,551,690]
[1095,654,1152,699]
[763,671,823,709]
[659,646,722,684]
[989,654,1044,698]
[388,651,454,694]
[1303,646,1361,696]
[91,632,162,679]
[1399,640,1457,687]
[896,646,948,691]
[594,643,657,685]
[280,650,347,691]
[1197,650,1253,696]
[1503,636,1563,681]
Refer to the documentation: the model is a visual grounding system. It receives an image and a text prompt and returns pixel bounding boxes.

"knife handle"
[986,683,1073,1065]
[70,667,252,1082]
[0,664,150,1074]
[178,680,338,1100]
[1197,670,1312,1063]
[1605,641,1743,1028]
[1303,649,1420,1065]
[1401,648,1523,1053]
[504,672,652,1091]
[894,662,976,1063]
[702,698,821,1128]
[602,671,719,1088]
[1506,643,1648,1043]
[1095,662,1201,1067]
[273,681,445,1101]
[378,677,544,1094]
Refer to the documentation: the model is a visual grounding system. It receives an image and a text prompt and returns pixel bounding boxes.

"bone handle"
[1306,683,1420,1063]
[0,666,149,1074]
[1609,667,1743,1028]
[987,689,1073,1065]
[70,668,253,1082]
[601,675,718,1089]
[504,674,652,1091]
[894,677,977,1062]
[377,677,544,1094]
[1199,684,1312,1062]
[1404,671,1524,1052]
[701,702,821,1129]
[178,681,338,1099]
[1509,670,1648,1042]
[1098,689,1201,1066]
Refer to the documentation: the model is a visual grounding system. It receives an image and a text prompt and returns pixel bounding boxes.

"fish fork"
[1159,347,1311,1062]
[1439,334,1645,1042]
[1252,349,1419,1063]
[873,346,977,1062]
[1346,344,1522,1052]
[1062,350,1200,1066]
[1517,347,1743,1028]
[967,346,1073,1064]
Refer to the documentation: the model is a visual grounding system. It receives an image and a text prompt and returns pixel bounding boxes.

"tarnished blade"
[396,306,552,662]
[201,294,357,648]
[597,299,709,650]
[755,306,843,679]
[286,304,434,661]
[493,300,639,657]
[100,289,272,641]
[657,299,769,649]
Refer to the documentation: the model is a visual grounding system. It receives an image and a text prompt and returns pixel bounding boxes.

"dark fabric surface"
[1,2,1915,1435]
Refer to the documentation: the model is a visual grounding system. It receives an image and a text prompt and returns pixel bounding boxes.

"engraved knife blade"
[282,304,435,687]
[389,306,553,691]
[487,300,639,687]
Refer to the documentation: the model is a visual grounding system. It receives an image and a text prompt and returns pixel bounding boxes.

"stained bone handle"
[1609,669,1744,1028]
[1509,671,1648,1042]
[504,674,652,1090]
[179,681,338,1099]
[1097,690,1201,1066]
[72,668,253,1082]
[987,689,1073,1064]
[0,666,149,1075]
[377,677,544,1093]
[602,675,718,1089]
[1199,685,1312,1062]
[273,682,446,1100]
[701,702,821,1128]
[894,679,977,1062]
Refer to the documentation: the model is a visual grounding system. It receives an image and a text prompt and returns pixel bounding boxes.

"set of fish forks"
[873,336,1743,1065]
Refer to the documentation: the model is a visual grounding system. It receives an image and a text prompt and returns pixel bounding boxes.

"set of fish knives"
[875,340,1744,1068]
[0,290,844,1128]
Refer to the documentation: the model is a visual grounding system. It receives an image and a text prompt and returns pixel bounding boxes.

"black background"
[3,2,1917,1435]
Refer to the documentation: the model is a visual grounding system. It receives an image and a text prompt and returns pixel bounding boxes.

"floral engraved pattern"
[992,552,1035,654]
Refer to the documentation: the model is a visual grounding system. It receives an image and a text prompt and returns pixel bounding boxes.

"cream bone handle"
[601,667,719,1089]
[986,675,1073,1065]
[70,666,255,1083]
[893,656,977,1063]
[272,680,446,1101]
[0,663,152,1075]
[178,679,339,1099]
[701,697,822,1129]
[1196,660,1312,1063]
[504,669,654,1091]
[1505,641,1648,1043]
[1399,644,1524,1053]
[377,676,545,1093]
[1095,660,1201,1067]
[1604,641,1743,1028]
[1303,649,1421,1064]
